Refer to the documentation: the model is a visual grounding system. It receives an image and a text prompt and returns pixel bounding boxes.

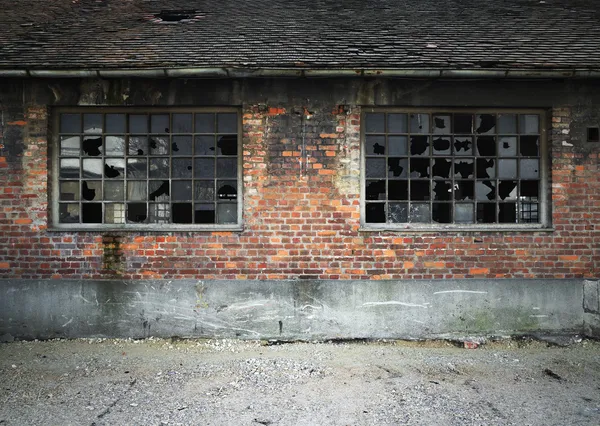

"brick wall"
[1,80,599,280]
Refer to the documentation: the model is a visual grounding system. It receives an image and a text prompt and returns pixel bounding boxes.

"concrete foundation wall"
[0,278,587,341]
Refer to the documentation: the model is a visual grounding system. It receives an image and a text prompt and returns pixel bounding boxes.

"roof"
[1,0,600,78]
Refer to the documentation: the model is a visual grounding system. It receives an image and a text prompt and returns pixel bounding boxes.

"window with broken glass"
[362,109,548,228]
[53,108,241,229]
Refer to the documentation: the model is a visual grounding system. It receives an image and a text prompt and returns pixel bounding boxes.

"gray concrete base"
[0,279,589,340]
[584,279,600,339]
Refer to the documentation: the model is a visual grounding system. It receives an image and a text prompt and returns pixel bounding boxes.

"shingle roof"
[1,0,599,73]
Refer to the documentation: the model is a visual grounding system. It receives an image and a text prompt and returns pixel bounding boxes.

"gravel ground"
[0,338,599,426]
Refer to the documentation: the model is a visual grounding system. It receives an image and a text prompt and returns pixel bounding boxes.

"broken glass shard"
[104,159,125,179]
[105,136,125,156]
[217,135,237,155]
[59,203,79,223]
[410,181,430,201]
[194,158,214,178]
[151,114,169,133]
[455,181,474,200]
[82,136,103,156]
[498,136,517,157]
[476,158,495,178]
[432,203,452,223]
[454,159,474,178]
[149,158,170,178]
[365,113,385,133]
[60,136,80,156]
[410,136,429,156]
[60,158,80,178]
[498,159,517,179]
[59,181,79,201]
[387,158,408,178]
[498,180,517,200]
[454,137,473,156]
[81,180,100,201]
[410,114,429,134]
[476,136,495,156]
[366,135,385,155]
[149,181,170,201]
[388,180,408,200]
[172,181,192,200]
[195,181,215,201]
[410,158,430,178]
[217,113,237,134]
[217,181,237,200]
[105,203,125,224]
[149,137,169,155]
[476,114,496,134]
[173,158,193,178]
[128,136,147,155]
[476,180,496,201]
[409,203,430,223]
[82,158,103,178]
[366,203,385,223]
[173,113,193,133]
[104,181,124,201]
[432,137,451,155]
[499,203,517,223]
[520,159,539,179]
[520,136,539,156]
[366,180,386,200]
[83,114,102,134]
[173,203,193,224]
[433,181,452,201]
[477,203,496,223]
[455,203,474,224]
[129,115,148,133]
[387,113,408,133]
[60,113,81,133]
[519,114,539,134]
[388,136,407,155]
[453,114,473,134]
[216,158,237,178]
[148,203,170,224]
[217,203,237,224]
[497,114,517,133]
[195,136,215,155]
[388,203,408,223]
[195,113,215,133]
[195,204,216,224]
[127,203,147,223]
[82,203,102,223]
[432,158,451,178]
[366,158,386,178]
[106,114,126,133]
[432,115,451,134]
[127,181,147,201]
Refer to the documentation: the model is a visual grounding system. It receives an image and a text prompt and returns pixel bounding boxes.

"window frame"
[49,106,243,232]
[360,107,551,232]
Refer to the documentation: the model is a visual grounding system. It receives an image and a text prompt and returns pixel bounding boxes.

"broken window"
[363,109,546,227]
[54,108,241,229]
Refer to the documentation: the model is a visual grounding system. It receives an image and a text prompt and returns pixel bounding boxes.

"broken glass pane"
[387,113,408,133]
[476,180,496,201]
[82,203,102,223]
[60,136,80,156]
[195,181,215,201]
[432,203,452,223]
[520,159,539,179]
[410,181,430,201]
[519,114,539,134]
[195,113,215,133]
[172,181,192,200]
[498,159,517,179]
[82,158,103,178]
[387,158,408,178]
[365,203,385,223]
[195,136,215,155]
[148,180,170,201]
[195,204,216,224]
[59,181,79,201]
[366,135,385,155]
[388,136,407,155]
[455,181,474,200]
[59,203,79,223]
[128,136,147,156]
[498,136,517,157]
[104,181,124,201]
[497,114,517,133]
[476,136,495,156]
[476,114,496,134]
[149,137,169,155]
[366,158,386,178]
[520,180,539,199]
[173,158,193,178]
[388,203,408,223]
[453,114,472,134]
[477,203,496,223]
[105,136,125,156]
[148,203,170,224]
[149,158,170,178]
[129,115,148,133]
[194,158,215,178]
[216,158,237,178]
[409,203,430,222]
[366,180,386,200]
[432,159,452,178]
[217,113,237,133]
[454,137,473,156]
[498,180,517,200]
[105,203,125,224]
[217,203,237,224]
[455,203,474,224]
[410,136,429,156]
[60,113,80,133]
[60,158,80,178]
[217,181,237,200]
[151,114,169,133]
[173,113,193,133]
[520,203,538,223]
[454,159,474,178]
[217,135,238,155]
[433,181,452,201]
[388,180,408,200]
[499,203,517,223]
[83,114,102,134]
[365,113,385,133]
[432,115,451,134]
[520,136,539,156]
[127,203,147,223]
[106,114,126,133]
[81,180,100,201]
[476,158,495,179]
[104,159,125,179]
[173,203,193,224]
[410,114,429,134]
[127,181,147,201]
[410,158,430,178]
[82,136,103,156]
[432,137,451,155]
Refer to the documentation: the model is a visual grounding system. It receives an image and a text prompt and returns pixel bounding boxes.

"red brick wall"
[1,97,599,280]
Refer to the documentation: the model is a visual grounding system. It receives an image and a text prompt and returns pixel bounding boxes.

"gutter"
[1,67,600,79]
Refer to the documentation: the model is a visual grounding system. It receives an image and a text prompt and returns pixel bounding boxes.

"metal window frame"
[360,107,551,232]
[49,106,243,232]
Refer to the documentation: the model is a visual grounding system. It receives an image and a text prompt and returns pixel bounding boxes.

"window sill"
[359,225,554,233]
[47,225,244,233]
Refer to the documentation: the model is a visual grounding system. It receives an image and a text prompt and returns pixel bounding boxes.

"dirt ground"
[0,337,599,426]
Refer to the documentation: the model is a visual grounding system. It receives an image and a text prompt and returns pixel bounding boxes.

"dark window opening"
[588,127,600,143]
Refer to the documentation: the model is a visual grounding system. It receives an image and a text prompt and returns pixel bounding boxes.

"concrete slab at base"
[0,279,585,340]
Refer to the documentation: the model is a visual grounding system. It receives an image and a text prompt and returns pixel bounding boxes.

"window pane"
[172,136,193,156]
[432,115,451,134]
[520,159,539,179]
[149,158,170,178]
[173,158,193,178]
[476,181,496,201]
[216,158,237,178]
[81,180,101,201]
[387,158,408,178]
[82,136,103,156]
[410,158,430,178]
[410,136,429,156]
[105,203,125,224]
[106,114,126,133]
[432,158,451,178]
[519,114,539,134]
[388,136,407,156]
[410,114,429,133]
[476,114,495,134]
[60,114,80,133]
[173,203,193,224]
[453,114,472,134]
[217,180,237,200]
[59,203,79,223]
[83,114,102,134]
[498,136,517,157]
[172,113,193,133]
[432,136,451,155]
[498,159,517,179]
[149,180,170,201]
[195,114,215,133]
[476,158,495,178]
[455,181,474,200]
[217,203,237,224]
[82,203,102,223]
[195,181,215,201]
[365,113,384,133]
[410,181,430,201]
[217,135,237,155]
[454,159,474,178]
[366,203,385,223]
[432,203,452,223]
[497,114,517,133]
[60,136,80,156]
[127,181,147,201]
[172,181,192,200]
[151,114,169,133]
[127,203,147,223]
[520,136,539,156]
[195,204,216,224]
[106,136,125,156]
[105,159,125,179]
[105,181,124,201]
[388,203,408,223]
[82,159,103,178]
[128,136,147,156]
[149,136,169,155]
[60,158,80,178]
[59,181,79,201]
[455,204,474,224]
[499,203,517,223]
[365,135,385,155]
[129,115,148,133]
[387,113,407,133]
[217,113,237,133]
[477,203,496,223]
[498,181,517,200]
[433,181,452,201]
[388,181,408,200]
[194,158,215,178]
[366,180,386,200]
[454,136,473,156]
[148,203,170,223]
[195,136,215,155]
[409,204,430,222]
